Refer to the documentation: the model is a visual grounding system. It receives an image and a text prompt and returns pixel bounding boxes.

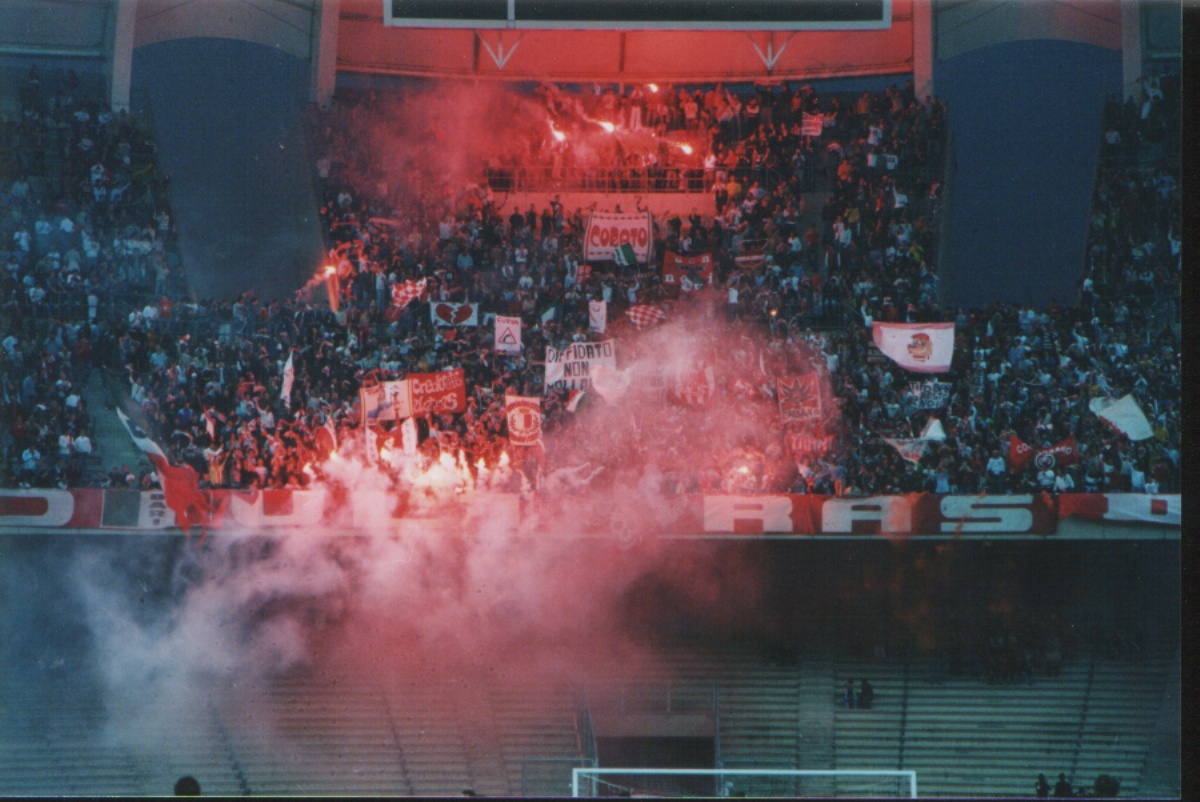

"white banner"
[583,211,654,263]
[544,340,617,392]
[589,300,607,333]
[872,322,955,373]
[430,301,479,327]
[360,379,413,423]
[495,315,522,354]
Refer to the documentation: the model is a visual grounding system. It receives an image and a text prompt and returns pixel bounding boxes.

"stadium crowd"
[0,74,1180,498]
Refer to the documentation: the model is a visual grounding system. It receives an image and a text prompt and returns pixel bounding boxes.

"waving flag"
[801,112,824,137]
[280,351,294,407]
[1089,394,1154,441]
[390,278,426,311]
[613,242,638,267]
[872,322,955,373]
[626,304,667,330]
[1009,434,1079,472]
[117,409,214,540]
[883,437,928,464]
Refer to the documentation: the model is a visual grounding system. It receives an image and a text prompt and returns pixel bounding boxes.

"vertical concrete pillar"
[1120,0,1142,101]
[109,0,138,112]
[912,0,935,101]
[310,0,341,108]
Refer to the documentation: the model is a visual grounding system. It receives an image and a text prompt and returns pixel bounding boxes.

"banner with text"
[583,211,654,263]
[544,340,617,392]
[409,368,466,415]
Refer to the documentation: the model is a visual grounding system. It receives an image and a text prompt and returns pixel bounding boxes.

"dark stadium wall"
[935,39,1121,310]
[130,38,326,300]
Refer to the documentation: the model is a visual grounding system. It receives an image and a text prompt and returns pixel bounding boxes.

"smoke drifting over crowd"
[70,312,815,765]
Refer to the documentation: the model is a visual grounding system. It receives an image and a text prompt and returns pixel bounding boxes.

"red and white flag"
[626,304,667,330]
[777,375,822,423]
[801,112,824,137]
[872,322,955,373]
[883,437,928,464]
[117,409,214,539]
[1088,394,1154,441]
[505,394,543,446]
[390,278,426,312]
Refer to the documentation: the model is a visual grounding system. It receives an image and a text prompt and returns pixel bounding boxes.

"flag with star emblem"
[777,375,822,423]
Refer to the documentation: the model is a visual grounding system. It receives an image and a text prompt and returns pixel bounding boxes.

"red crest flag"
[505,394,543,446]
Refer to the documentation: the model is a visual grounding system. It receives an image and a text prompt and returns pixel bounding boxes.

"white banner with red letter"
[872,322,955,373]
[583,211,654,263]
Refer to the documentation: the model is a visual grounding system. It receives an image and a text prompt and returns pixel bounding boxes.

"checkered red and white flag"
[626,304,667,330]
[390,278,427,312]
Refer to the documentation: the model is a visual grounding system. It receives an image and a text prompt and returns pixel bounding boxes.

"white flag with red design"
[801,112,824,137]
[1088,394,1154,441]
[430,301,479,327]
[872,322,955,373]
[672,364,716,406]
[626,304,667,330]
[505,394,542,446]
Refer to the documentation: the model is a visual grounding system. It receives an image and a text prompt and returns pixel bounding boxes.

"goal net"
[571,768,918,798]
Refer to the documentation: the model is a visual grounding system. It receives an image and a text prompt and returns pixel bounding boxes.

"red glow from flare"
[680,144,694,155]
[551,126,566,143]
[598,121,615,134]
[647,83,659,93]
[324,265,337,277]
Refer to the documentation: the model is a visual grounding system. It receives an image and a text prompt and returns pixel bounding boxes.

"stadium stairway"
[82,370,148,482]
[830,646,1178,798]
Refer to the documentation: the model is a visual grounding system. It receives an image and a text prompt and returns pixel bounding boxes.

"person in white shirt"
[74,432,93,455]
[1053,469,1075,493]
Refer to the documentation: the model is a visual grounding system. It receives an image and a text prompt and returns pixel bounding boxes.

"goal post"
[571,768,918,798]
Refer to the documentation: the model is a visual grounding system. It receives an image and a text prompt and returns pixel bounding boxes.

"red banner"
[1009,435,1079,472]
[662,251,713,292]
[409,368,467,416]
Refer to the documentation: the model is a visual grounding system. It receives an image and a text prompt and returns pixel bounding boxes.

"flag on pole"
[280,351,295,407]
[566,390,587,412]
[589,300,607,333]
[613,242,637,267]
[1089,394,1154,441]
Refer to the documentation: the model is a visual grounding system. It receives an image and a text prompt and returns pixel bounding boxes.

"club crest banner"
[505,394,542,446]
[778,375,822,423]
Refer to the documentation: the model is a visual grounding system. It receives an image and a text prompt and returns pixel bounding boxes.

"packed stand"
[6,76,1178,498]
[1,64,184,488]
